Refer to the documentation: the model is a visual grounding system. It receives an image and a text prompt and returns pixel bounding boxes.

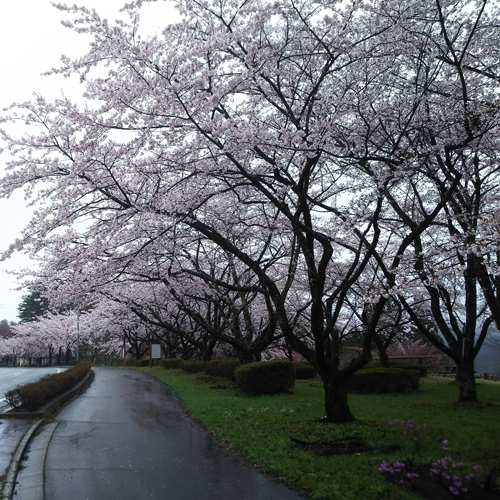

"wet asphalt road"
[0,367,68,413]
[44,368,306,500]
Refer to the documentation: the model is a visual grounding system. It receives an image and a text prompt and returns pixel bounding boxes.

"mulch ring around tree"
[290,435,399,456]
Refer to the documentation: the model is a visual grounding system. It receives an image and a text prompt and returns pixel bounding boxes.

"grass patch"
[135,368,500,500]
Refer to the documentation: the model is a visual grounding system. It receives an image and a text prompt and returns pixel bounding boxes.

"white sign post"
[149,344,162,368]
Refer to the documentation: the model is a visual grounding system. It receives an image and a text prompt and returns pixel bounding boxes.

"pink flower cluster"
[380,420,485,497]
[429,455,482,496]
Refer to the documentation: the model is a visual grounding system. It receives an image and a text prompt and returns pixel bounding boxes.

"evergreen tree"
[17,288,49,323]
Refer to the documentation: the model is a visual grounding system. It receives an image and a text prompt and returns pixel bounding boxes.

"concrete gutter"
[2,420,42,500]
[0,368,93,419]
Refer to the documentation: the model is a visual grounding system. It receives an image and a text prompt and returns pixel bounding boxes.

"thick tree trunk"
[457,360,477,403]
[322,375,355,423]
[378,350,390,368]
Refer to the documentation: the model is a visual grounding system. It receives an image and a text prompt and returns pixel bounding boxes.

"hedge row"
[5,361,93,411]
[234,360,296,395]
[150,357,317,395]
[153,357,420,395]
[365,361,428,377]
[204,358,241,380]
[346,367,421,394]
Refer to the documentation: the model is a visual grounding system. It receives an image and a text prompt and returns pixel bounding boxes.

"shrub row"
[346,367,421,394]
[5,361,93,411]
[234,360,296,395]
[153,357,310,395]
[161,358,183,369]
[293,361,317,379]
[365,361,428,377]
[155,357,419,395]
[204,358,241,380]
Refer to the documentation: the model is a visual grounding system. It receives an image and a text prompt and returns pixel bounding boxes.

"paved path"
[18,368,305,500]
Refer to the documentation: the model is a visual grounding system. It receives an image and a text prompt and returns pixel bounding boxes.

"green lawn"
[135,367,500,500]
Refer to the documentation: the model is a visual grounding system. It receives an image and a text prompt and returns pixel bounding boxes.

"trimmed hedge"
[366,361,428,377]
[5,361,92,411]
[235,360,296,395]
[293,361,317,379]
[204,358,240,380]
[346,367,421,394]
[181,360,205,373]
[161,358,183,369]
[135,359,150,367]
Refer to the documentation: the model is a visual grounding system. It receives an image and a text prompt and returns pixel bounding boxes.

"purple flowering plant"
[379,419,485,498]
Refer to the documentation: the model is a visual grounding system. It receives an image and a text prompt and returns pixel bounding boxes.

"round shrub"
[234,360,296,395]
[293,361,317,379]
[346,367,421,394]
[204,358,240,380]
[181,360,205,373]
[161,358,183,369]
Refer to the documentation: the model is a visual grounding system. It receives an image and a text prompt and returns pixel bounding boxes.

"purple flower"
[472,465,482,472]
[449,486,459,496]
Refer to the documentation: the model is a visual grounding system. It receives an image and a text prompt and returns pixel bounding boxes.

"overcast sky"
[0,0,179,322]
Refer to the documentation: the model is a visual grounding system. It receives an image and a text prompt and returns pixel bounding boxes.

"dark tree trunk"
[322,374,355,423]
[456,359,477,403]
[378,350,391,368]
[238,352,260,364]
[201,337,217,362]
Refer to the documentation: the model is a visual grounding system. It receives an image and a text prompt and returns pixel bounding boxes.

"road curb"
[0,369,93,420]
[2,419,42,500]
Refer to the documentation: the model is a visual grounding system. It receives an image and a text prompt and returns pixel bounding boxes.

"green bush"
[293,361,317,379]
[346,367,421,394]
[235,360,296,395]
[204,358,240,380]
[181,360,205,373]
[365,361,428,377]
[391,361,428,377]
[5,361,92,411]
[161,358,183,369]
[135,359,150,367]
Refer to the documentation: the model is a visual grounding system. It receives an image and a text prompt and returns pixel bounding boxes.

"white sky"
[0,0,180,322]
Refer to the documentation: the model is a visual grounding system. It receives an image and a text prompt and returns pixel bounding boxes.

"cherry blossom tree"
[344,0,500,402]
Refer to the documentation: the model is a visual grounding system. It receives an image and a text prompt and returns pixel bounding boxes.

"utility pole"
[76,300,80,362]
